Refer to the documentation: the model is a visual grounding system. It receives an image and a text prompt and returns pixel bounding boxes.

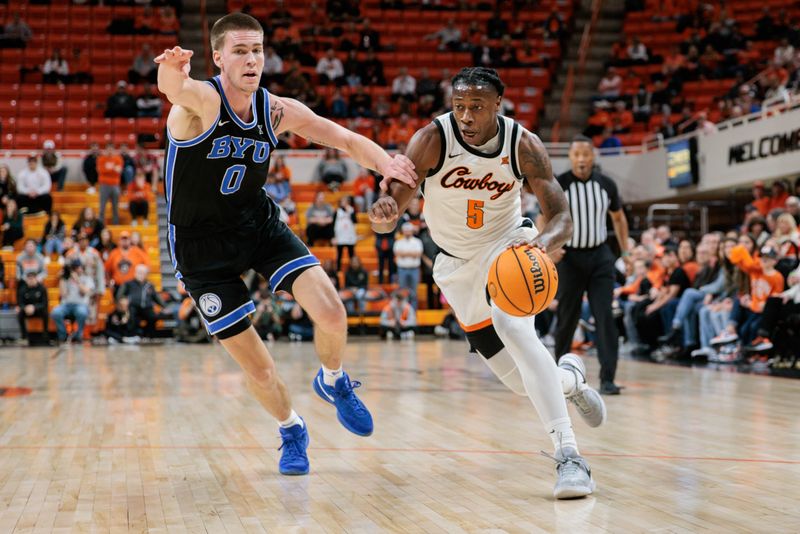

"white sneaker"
[546,446,595,499]
[558,353,607,428]
[385,331,394,340]
[434,325,448,337]
[691,347,716,358]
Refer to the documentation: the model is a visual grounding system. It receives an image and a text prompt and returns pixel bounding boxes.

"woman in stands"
[1,199,24,249]
[0,164,17,208]
[72,207,104,249]
[41,210,67,256]
[96,228,116,263]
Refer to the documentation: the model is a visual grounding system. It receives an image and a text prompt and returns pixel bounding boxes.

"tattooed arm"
[269,94,417,187]
[519,131,573,252]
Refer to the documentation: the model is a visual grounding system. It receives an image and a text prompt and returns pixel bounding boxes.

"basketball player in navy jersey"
[370,68,603,499]
[155,13,417,476]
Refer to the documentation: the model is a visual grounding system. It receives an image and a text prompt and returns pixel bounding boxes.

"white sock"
[322,364,343,387]
[490,303,579,454]
[279,410,304,429]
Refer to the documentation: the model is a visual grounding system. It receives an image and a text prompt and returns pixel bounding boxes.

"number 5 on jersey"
[221,164,246,195]
[467,199,484,229]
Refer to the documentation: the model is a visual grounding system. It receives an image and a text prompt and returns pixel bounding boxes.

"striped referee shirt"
[557,170,622,249]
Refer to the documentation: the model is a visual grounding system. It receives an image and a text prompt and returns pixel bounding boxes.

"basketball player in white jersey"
[371,67,605,499]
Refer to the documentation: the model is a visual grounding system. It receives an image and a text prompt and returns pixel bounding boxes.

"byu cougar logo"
[199,293,222,317]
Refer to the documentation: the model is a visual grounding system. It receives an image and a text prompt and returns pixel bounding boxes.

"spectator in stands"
[384,114,413,149]
[106,81,138,119]
[42,50,69,85]
[71,232,106,328]
[16,269,49,345]
[774,38,795,67]
[129,44,157,85]
[360,50,385,86]
[136,83,163,118]
[127,171,152,226]
[96,228,116,262]
[157,7,180,35]
[333,196,357,271]
[391,67,417,113]
[72,207,104,248]
[265,155,292,206]
[473,35,495,68]
[16,239,47,283]
[0,164,16,207]
[596,67,622,101]
[282,65,310,98]
[544,9,564,42]
[42,211,66,256]
[104,295,135,344]
[599,127,622,153]
[268,0,293,28]
[486,9,507,40]
[341,255,368,313]
[770,181,789,212]
[348,85,372,118]
[380,290,416,340]
[348,18,373,49]
[130,231,146,253]
[425,19,463,51]
[635,246,691,349]
[496,35,519,68]
[756,7,774,40]
[105,230,149,288]
[1,199,23,249]
[135,5,157,34]
[750,181,771,217]
[133,144,159,188]
[286,302,314,341]
[118,264,164,340]
[82,143,100,194]
[97,143,123,224]
[41,140,67,192]
[627,37,649,64]
[1,14,32,48]
[305,192,335,246]
[697,111,717,135]
[252,282,284,341]
[678,240,699,283]
[315,149,348,190]
[632,84,652,122]
[784,196,800,225]
[51,258,94,343]
[262,47,284,85]
[119,144,136,186]
[15,156,52,215]
[316,49,344,85]
[352,169,376,212]
[393,222,423,308]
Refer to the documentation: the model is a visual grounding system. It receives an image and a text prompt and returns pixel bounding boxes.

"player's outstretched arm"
[270,94,417,188]
[155,46,218,116]
[369,123,441,234]
[519,131,573,252]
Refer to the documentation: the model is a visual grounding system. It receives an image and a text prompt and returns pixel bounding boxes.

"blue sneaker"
[278,420,309,476]
[312,369,374,436]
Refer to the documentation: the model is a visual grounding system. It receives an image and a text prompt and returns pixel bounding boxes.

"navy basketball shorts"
[171,217,320,340]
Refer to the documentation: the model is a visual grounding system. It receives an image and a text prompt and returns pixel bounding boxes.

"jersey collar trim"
[448,113,505,159]
[213,75,258,130]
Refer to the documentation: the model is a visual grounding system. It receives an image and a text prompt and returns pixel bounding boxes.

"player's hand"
[369,196,398,224]
[378,154,417,190]
[508,239,546,253]
[154,46,193,77]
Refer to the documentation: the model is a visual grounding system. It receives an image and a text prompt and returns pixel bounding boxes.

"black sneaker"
[657,328,682,346]
[600,382,622,395]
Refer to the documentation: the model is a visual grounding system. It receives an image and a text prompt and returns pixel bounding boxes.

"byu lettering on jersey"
[164,77,319,339]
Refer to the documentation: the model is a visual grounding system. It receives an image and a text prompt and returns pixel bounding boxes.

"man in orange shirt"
[768,180,789,212]
[386,114,415,149]
[750,181,771,216]
[97,143,123,224]
[105,230,149,288]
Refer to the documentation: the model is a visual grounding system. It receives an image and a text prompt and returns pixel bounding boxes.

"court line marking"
[0,445,796,464]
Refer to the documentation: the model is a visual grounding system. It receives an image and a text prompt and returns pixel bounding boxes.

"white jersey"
[422,112,529,259]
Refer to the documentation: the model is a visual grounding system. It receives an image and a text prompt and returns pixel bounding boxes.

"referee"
[555,135,630,395]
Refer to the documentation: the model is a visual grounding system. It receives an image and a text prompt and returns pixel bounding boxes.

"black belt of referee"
[437,218,534,260]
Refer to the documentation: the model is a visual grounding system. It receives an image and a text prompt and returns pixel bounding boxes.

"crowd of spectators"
[587,2,800,145]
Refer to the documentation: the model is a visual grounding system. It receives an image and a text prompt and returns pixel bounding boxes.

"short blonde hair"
[210,12,263,52]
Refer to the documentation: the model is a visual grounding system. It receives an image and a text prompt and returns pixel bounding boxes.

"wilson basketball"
[487,246,558,317]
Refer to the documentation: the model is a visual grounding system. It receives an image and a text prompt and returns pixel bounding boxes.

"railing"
[552,0,603,143]
[201,0,213,78]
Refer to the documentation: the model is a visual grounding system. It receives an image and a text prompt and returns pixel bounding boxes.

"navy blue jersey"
[164,76,278,237]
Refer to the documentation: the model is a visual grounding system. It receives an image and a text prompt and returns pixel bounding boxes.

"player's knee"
[247,365,278,390]
[314,294,348,333]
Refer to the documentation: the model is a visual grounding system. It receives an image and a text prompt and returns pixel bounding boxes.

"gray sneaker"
[544,446,596,499]
[558,353,607,427]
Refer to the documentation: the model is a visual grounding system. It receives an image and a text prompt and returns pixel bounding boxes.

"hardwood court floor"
[0,338,798,533]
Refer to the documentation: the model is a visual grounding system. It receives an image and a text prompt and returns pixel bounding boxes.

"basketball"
[487,246,558,317]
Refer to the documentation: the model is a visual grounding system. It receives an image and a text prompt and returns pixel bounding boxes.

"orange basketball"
[486,246,559,317]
